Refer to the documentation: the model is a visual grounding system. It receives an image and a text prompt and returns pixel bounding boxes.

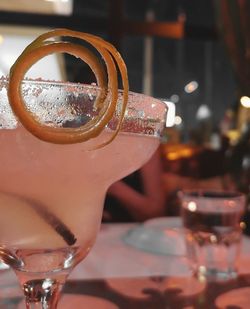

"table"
[1,218,250,308]
[70,219,250,279]
[67,219,250,308]
[70,221,189,280]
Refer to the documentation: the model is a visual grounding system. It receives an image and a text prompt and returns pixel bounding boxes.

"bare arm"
[107,148,166,221]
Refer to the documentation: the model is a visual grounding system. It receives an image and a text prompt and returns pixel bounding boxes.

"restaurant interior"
[0,0,250,308]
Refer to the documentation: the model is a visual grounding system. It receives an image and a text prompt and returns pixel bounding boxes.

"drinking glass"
[180,190,245,281]
[0,77,167,308]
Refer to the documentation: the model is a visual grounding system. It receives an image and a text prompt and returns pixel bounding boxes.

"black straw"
[6,192,77,246]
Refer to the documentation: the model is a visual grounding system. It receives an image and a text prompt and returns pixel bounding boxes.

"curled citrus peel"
[8,28,129,146]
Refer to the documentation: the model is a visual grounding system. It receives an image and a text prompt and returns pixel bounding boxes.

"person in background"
[103,148,166,222]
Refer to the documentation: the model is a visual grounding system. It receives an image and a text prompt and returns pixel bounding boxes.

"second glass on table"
[180,190,246,281]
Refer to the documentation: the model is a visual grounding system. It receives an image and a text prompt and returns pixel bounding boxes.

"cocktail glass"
[0,77,167,308]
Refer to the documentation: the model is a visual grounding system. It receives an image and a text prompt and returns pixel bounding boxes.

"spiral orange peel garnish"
[7,28,129,146]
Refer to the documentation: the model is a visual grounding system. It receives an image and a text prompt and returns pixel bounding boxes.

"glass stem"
[23,278,63,309]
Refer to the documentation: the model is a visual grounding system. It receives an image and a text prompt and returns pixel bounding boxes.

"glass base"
[196,266,238,282]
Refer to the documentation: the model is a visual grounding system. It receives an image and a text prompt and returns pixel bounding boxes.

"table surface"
[1,217,250,308]
[71,220,189,280]
[71,218,250,279]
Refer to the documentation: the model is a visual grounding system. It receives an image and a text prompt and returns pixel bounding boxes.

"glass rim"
[0,76,168,138]
[0,76,166,106]
[178,189,245,200]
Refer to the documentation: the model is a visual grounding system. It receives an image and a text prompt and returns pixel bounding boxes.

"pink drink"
[0,128,158,251]
[0,79,165,280]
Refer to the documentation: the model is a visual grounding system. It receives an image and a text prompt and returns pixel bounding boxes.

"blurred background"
[0,0,249,220]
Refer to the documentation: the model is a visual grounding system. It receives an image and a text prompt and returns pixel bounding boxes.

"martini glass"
[0,77,167,308]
